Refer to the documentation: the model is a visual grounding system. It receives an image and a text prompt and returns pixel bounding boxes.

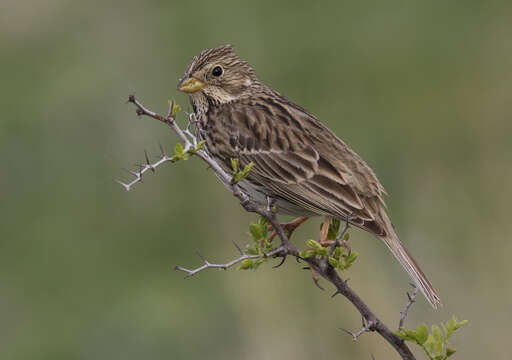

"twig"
[329,215,352,256]
[399,285,419,330]
[341,316,376,341]
[124,95,416,360]
[115,150,174,191]
[174,245,286,278]
[122,95,234,192]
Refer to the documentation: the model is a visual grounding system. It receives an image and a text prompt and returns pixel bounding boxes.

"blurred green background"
[1,0,511,359]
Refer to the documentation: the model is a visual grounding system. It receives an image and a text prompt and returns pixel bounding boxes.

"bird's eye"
[212,66,223,77]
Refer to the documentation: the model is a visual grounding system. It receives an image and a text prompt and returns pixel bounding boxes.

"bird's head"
[177,45,258,104]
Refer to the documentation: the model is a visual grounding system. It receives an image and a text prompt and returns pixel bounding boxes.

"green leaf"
[231,158,239,172]
[174,142,184,155]
[432,325,442,342]
[343,232,350,240]
[403,328,418,340]
[249,222,264,240]
[426,334,435,355]
[306,239,323,250]
[446,347,456,357]
[170,102,181,117]
[454,319,468,331]
[328,257,339,268]
[317,248,328,256]
[395,330,416,342]
[445,315,456,330]
[327,219,340,240]
[435,340,443,357]
[299,249,315,258]
[445,321,454,339]
[242,162,255,175]
[345,251,358,264]
[239,259,254,270]
[416,324,429,345]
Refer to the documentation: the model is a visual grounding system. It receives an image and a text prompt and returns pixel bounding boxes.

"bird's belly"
[237,179,319,217]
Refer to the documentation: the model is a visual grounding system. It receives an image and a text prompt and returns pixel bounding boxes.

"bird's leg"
[305,216,331,290]
[310,267,325,290]
[268,217,309,243]
[319,216,332,246]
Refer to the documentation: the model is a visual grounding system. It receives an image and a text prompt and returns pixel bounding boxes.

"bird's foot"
[268,217,309,242]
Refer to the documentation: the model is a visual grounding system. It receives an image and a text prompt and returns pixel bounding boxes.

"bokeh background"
[1,0,511,359]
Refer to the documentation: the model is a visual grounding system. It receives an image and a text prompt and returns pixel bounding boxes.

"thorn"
[123,168,139,177]
[232,240,244,255]
[136,108,144,116]
[331,290,340,298]
[312,276,325,291]
[340,328,353,338]
[272,255,287,268]
[115,179,130,191]
[144,150,154,172]
[196,251,207,264]
[137,164,144,182]
[159,142,166,157]
[302,266,311,270]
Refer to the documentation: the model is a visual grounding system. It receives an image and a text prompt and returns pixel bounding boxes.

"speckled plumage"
[177,45,440,308]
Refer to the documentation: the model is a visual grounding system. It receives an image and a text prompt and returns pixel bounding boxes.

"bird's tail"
[378,215,441,309]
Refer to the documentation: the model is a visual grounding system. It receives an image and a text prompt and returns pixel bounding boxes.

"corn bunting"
[177,45,440,308]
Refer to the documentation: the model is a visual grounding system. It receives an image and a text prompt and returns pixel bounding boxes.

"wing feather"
[211,96,387,232]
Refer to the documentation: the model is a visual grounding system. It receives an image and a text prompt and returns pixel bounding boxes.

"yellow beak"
[177,76,205,93]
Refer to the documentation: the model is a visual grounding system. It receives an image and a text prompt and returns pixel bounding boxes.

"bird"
[177,45,441,308]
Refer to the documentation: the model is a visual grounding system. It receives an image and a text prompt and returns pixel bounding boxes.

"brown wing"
[208,94,389,235]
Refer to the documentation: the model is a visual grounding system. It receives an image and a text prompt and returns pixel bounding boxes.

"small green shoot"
[299,235,357,272]
[239,216,274,271]
[231,158,255,183]
[396,316,468,359]
[168,100,181,117]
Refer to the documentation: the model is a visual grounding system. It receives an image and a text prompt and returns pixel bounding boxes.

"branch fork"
[341,317,377,341]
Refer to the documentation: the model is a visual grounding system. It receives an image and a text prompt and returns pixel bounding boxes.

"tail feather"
[379,227,441,308]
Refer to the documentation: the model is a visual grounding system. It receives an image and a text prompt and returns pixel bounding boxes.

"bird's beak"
[177,75,205,93]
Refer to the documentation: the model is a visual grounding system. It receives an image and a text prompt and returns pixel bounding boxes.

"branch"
[124,95,416,360]
[303,253,415,359]
[174,243,286,277]
[119,95,234,192]
[399,285,419,330]
[116,147,174,191]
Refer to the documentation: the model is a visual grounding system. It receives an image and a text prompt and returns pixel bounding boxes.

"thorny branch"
[122,95,417,360]
[174,244,285,277]
[118,95,234,191]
